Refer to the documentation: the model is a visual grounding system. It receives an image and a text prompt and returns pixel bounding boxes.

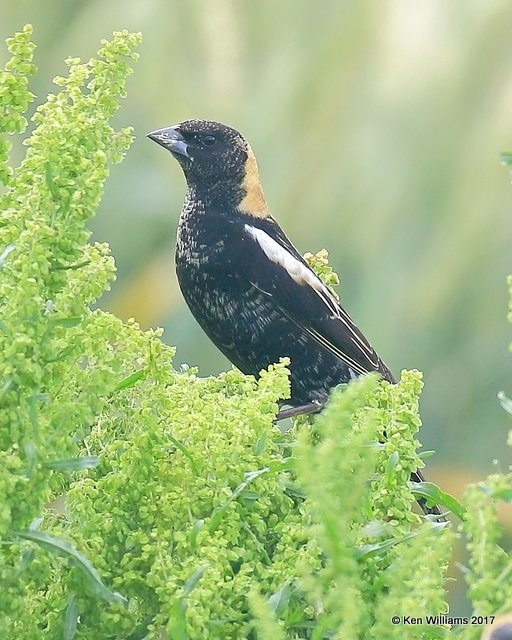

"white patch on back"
[244,224,321,290]
[244,223,380,370]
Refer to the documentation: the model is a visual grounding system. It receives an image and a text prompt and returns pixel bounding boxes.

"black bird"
[148,119,442,517]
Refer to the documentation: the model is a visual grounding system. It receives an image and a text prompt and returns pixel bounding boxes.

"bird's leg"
[276,401,324,421]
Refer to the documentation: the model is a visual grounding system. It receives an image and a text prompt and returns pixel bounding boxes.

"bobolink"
[148,119,442,517]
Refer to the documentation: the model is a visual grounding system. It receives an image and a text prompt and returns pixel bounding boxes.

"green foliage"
[0,24,36,186]
[0,25,142,637]
[294,374,452,640]
[1,25,512,640]
[451,277,512,640]
[304,249,340,298]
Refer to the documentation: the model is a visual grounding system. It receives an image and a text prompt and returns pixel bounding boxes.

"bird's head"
[148,119,268,217]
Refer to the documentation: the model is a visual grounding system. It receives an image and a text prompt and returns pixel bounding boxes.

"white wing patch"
[244,223,380,369]
[244,223,325,290]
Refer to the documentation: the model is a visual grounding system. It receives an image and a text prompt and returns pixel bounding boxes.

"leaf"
[24,440,37,478]
[254,430,267,455]
[418,450,435,460]
[182,564,209,597]
[500,151,512,166]
[284,482,307,500]
[498,391,512,415]
[0,377,14,400]
[357,522,448,559]
[53,260,91,271]
[29,517,43,531]
[411,481,465,519]
[189,519,205,550]
[168,435,200,475]
[27,394,40,440]
[45,161,59,199]
[240,490,260,502]
[357,537,402,558]
[0,243,15,268]
[167,565,209,640]
[48,316,82,329]
[114,368,146,392]
[385,450,399,477]
[209,468,269,532]
[168,600,188,640]
[63,596,79,640]
[15,548,35,577]
[42,456,99,471]
[45,344,79,363]
[359,520,388,538]
[15,530,127,605]
[267,580,292,616]
[479,484,512,501]
[268,457,294,473]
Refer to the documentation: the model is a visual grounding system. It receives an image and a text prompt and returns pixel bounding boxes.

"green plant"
[2,25,512,640]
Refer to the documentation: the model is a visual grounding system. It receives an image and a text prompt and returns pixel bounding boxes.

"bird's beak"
[147,126,190,158]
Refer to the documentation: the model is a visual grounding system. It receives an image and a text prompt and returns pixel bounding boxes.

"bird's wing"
[240,220,394,381]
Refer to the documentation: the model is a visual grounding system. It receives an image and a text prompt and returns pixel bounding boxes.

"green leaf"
[268,457,294,473]
[189,519,205,551]
[359,520,388,538]
[24,440,37,478]
[182,564,209,597]
[15,548,35,577]
[418,450,436,460]
[283,482,307,500]
[52,260,91,271]
[168,600,188,640]
[42,456,99,471]
[48,316,82,329]
[209,468,269,532]
[357,522,448,558]
[267,580,292,616]
[254,430,267,455]
[498,391,512,415]
[15,530,127,605]
[0,377,14,399]
[411,481,465,519]
[0,243,15,267]
[240,490,260,502]
[45,161,59,200]
[167,565,209,640]
[114,368,147,392]
[479,484,512,501]
[168,435,200,475]
[385,450,399,477]
[500,151,512,166]
[63,596,79,640]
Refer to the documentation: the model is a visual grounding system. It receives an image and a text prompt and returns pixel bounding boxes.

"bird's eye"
[202,134,217,146]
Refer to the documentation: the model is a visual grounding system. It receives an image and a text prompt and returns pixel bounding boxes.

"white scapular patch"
[244,224,322,289]
[244,224,345,317]
[244,223,380,371]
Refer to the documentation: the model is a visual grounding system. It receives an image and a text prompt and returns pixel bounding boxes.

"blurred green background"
[2,1,512,498]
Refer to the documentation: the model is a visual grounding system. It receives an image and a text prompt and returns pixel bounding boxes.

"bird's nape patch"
[238,145,269,218]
